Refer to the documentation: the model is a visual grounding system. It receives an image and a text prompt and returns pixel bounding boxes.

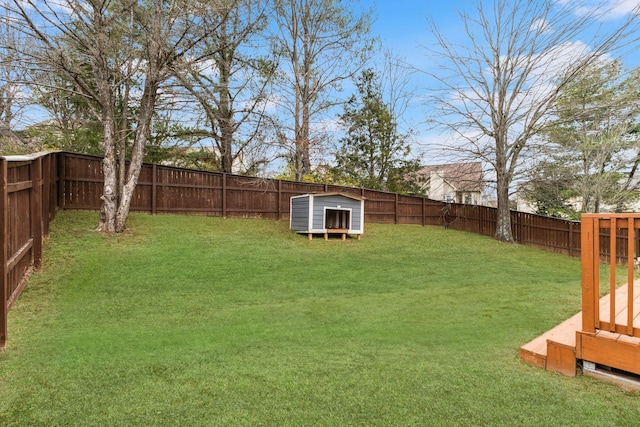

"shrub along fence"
[0,150,634,349]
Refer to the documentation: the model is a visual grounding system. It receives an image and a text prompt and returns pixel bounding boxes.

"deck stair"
[520,281,640,377]
[521,213,640,385]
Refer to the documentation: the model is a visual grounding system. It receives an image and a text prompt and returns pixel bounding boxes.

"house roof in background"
[418,162,484,192]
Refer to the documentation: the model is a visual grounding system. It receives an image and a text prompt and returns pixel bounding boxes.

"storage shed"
[290,192,365,240]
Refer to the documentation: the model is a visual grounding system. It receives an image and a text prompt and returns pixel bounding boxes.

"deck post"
[628,218,635,335]
[609,219,617,332]
[581,215,596,334]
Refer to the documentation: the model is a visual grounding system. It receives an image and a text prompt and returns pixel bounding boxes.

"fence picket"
[1,158,8,350]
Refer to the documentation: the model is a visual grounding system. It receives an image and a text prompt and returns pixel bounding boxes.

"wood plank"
[578,331,640,376]
[6,239,33,272]
[520,279,640,375]
[518,347,546,369]
[7,180,32,193]
[0,158,8,350]
[32,157,42,270]
[519,311,581,365]
[581,216,596,333]
[609,219,617,332]
[598,280,640,332]
[628,219,635,335]
[546,340,577,376]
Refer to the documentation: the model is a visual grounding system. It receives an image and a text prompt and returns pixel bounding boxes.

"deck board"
[519,311,581,370]
[520,280,640,375]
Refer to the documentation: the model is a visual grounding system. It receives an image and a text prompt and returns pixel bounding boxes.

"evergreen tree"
[523,61,640,215]
[334,69,421,194]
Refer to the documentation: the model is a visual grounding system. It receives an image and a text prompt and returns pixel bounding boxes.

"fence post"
[1,158,8,350]
[48,153,57,223]
[58,152,65,209]
[222,173,227,218]
[31,157,43,270]
[568,222,574,257]
[395,193,398,224]
[152,163,157,215]
[277,180,282,220]
[422,198,425,226]
[42,154,51,236]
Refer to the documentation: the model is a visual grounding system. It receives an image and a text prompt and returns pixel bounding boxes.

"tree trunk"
[114,77,159,232]
[218,40,234,174]
[97,110,119,233]
[495,172,514,243]
[294,95,304,181]
[300,17,312,178]
[301,99,311,176]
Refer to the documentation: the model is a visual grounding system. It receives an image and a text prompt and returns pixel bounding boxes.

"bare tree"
[0,14,30,152]
[270,0,373,181]
[6,0,231,232]
[426,0,640,242]
[376,48,417,136]
[172,0,274,174]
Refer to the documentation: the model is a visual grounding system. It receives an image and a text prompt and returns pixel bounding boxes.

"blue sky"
[362,0,479,66]
[353,0,640,163]
[13,0,640,173]
[362,0,640,62]
[353,1,466,157]
[366,0,460,52]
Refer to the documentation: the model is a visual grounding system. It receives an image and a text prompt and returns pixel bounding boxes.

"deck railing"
[581,214,640,338]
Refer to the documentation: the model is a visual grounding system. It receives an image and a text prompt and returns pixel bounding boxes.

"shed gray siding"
[290,196,310,231]
[312,195,362,230]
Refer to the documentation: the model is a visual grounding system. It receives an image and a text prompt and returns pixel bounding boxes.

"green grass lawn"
[1,211,639,426]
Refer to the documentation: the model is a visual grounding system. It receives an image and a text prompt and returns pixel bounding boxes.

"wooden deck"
[520,280,640,377]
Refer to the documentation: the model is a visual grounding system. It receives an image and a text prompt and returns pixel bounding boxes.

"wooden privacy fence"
[1,151,632,349]
[1,152,58,349]
[59,152,582,255]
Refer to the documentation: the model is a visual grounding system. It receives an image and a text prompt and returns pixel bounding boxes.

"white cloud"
[530,18,553,34]
[571,0,640,20]
[607,0,640,17]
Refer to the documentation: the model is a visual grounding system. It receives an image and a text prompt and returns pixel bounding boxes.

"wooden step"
[520,281,640,378]
[519,311,581,376]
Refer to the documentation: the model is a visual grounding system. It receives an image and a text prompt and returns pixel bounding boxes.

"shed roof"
[301,192,366,201]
